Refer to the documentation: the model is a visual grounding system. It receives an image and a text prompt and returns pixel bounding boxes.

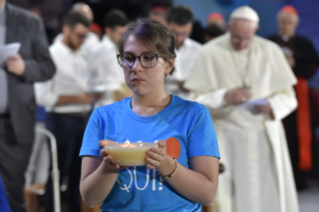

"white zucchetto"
[230,6,259,24]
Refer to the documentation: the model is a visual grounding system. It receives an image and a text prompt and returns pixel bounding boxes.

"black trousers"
[44,112,89,212]
[0,116,33,212]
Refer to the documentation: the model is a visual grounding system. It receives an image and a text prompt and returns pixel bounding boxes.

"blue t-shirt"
[80,95,220,212]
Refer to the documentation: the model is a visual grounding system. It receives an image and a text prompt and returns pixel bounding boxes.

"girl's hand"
[99,140,128,170]
[146,140,175,175]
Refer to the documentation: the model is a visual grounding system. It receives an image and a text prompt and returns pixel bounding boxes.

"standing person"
[0,1,56,212]
[101,9,128,59]
[148,6,168,26]
[54,2,100,53]
[268,5,319,190]
[203,24,225,43]
[79,18,220,212]
[165,5,201,99]
[185,6,299,212]
[35,11,101,212]
[89,9,129,107]
[207,12,225,29]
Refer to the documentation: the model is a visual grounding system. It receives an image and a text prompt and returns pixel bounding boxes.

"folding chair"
[34,127,61,212]
[25,127,61,212]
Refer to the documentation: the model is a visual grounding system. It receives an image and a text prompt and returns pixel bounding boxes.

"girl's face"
[122,35,174,96]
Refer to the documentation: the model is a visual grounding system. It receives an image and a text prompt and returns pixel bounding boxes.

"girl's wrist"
[100,160,121,174]
[157,156,176,177]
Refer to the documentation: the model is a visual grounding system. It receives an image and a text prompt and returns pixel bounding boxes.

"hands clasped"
[99,140,175,175]
[224,87,252,105]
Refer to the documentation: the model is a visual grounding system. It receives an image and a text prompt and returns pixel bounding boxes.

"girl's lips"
[131,78,145,82]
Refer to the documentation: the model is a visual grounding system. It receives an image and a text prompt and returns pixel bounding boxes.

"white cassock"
[184,33,299,212]
[88,35,125,107]
[165,37,201,99]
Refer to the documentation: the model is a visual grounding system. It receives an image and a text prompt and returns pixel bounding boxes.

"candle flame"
[124,139,130,147]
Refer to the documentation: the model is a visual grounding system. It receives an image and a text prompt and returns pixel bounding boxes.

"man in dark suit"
[268,5,319,190]
[0,1,56,211]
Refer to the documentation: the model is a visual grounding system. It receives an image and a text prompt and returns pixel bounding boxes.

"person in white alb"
[165,5,201,100]
[89,9,129,106]
[35,12,101,212]
[185,6,299,212]
[53,2,99,54]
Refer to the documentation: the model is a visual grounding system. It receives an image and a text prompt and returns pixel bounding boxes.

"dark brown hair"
[118,18,176,75]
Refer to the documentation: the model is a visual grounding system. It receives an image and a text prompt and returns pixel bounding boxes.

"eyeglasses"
[117,53,161,69]
[73,32,87,40]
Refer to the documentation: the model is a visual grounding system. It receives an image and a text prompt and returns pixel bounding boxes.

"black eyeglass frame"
[117,53,162,69]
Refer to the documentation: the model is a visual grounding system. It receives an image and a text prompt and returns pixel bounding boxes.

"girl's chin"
[131,88,148,96]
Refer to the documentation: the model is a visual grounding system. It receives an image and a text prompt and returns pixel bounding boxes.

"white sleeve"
[268,86,297,121]
[194,88,228,109]
[34,80,59,107]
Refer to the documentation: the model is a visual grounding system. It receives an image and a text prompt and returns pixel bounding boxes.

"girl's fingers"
[146,156,161,167]
[149,146,166,156]
[103,155,120,169]
[103,155,113,163]
[147,150,164,162]
[100,149,107,157]
[99,139,116,147]
[146,163,156,169]
[158,140,166,147]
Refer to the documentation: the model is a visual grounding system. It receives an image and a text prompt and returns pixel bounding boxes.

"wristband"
[158,158,178,179]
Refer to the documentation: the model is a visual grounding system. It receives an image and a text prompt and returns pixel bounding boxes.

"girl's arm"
[146,141,219,206]
[80,148,121,208]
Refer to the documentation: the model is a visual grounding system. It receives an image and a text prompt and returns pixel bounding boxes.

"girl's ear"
[164,58,175,75]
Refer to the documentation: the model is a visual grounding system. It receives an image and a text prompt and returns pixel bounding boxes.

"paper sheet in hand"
[0,43,21,64]
[242,98,268,108]
[87,84,107,95]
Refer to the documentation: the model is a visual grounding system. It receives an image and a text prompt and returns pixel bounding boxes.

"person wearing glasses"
[53,2,100,54]
[165,5,202,100]
[79,18,220,212]
[35,11,102,212]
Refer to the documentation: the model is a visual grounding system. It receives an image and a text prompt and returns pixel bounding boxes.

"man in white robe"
[185,6,299,212]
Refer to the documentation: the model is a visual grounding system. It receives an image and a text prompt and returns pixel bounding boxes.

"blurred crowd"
[0,0,319,212]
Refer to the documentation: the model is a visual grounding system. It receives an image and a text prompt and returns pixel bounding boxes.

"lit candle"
[104,140,158,166]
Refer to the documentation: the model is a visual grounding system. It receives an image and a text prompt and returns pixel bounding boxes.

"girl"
[80,18,220,211]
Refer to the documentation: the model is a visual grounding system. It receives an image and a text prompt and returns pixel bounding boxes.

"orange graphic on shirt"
[165,137,181,159]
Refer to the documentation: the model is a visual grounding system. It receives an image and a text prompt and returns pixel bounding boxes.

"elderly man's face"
[229,19,258,51]
[277,12,298,38]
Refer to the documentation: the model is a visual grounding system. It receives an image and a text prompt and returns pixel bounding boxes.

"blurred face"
[149,13,167,26]
[75,5,94,23]
[277,12,299,38]
[207,19,225,28]
[0,0,6,8]
[106,25,128,45]
[228,19,258,51]
[63,23,89,51]
[121,35,173,96]
[167,21,193,49]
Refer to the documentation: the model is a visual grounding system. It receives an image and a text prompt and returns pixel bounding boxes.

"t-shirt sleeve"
[79,108,104,157]
[187,106,220,159]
